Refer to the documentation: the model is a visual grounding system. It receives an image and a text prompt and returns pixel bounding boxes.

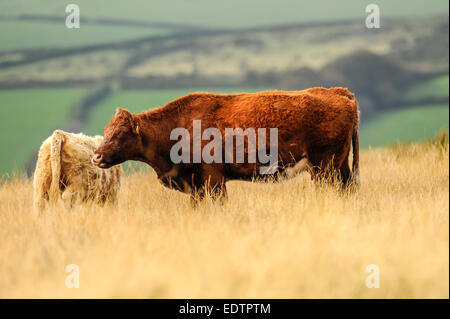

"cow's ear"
[115,107,130,116]
[131,115,140,135]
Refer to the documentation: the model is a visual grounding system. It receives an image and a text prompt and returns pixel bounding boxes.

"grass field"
[0,88,85,177]
[360,104,449,148]
[0,136,447,298]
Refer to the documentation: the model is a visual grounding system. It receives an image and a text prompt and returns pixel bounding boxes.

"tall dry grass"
[0,137,448,298]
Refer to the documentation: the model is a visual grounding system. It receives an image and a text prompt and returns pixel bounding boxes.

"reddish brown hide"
[92,87,360,201]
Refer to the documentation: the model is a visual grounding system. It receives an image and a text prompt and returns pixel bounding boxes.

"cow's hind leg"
[309,153,336,184]
[311,153,353,188]
[339,155,351,188]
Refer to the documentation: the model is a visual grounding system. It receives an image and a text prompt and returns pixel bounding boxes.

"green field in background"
[403,75,449,102]
[0,20,171,51]
[360,104,449,148]
[0,88,85,177]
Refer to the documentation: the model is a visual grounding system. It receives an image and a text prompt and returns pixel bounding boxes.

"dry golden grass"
[0,138,448,299]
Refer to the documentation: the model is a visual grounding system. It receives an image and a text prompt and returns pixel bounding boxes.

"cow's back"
[176,87,356,128]
[60,132,100,174]
[60,132,121,203]
[175,88,357,154]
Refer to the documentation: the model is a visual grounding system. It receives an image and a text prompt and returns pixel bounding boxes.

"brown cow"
[92,87,360,201]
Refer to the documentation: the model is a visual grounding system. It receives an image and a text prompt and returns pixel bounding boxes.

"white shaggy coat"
[33,130,121,210]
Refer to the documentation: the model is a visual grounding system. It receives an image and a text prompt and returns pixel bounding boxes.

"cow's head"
[92,108,141,168]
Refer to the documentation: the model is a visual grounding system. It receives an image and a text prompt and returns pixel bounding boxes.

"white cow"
[33,130,122,210]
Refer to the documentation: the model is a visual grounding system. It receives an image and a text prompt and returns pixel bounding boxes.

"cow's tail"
[49,130,64,202]
[33,143,51,211]
[351,105,360,186]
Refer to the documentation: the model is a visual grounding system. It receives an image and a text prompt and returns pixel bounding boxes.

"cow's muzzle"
[91,153,112,168]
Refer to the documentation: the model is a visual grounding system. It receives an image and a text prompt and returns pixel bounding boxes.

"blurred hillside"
[1,0,448,29]
[0,0,448,176]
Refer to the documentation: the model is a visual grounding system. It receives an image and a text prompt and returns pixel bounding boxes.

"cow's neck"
[135,109,180,177]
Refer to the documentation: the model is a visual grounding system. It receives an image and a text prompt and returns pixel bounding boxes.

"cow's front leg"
[189,181,227,206]
[196,165,227,204]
